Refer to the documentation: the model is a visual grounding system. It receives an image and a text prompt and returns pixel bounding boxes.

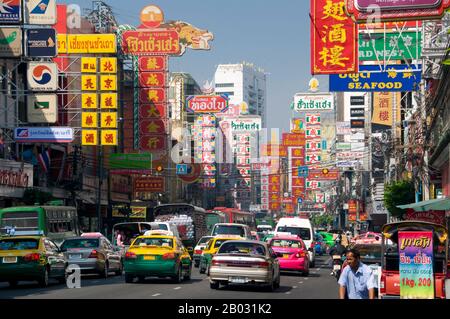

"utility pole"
[96,146,103,233]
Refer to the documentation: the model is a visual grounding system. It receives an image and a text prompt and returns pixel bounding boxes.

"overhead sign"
[14,127,74,143]
[26,28,57,57]
[176,164,188,175]
[134,177,165,192]
[0,0,21,23]
[228,118,262,131]
[0,27,22,57]
[24,0,57,25]
[311,0,358,74]
[27,94,57,123]
[282,133,306,147]
[27,62,58,91]
[398,231,434,299]
[359,32,422,61]
[186,95,229,113]
[293,93,334,112]
[351,119,365,129]
[57,34,117,54]
[298,166,309,178]
[346,0,450,22]
[350,108,365,117]
[109,153,152,170]
[122,30,180,55]
[350,96,365,105]
[330,65,422,92]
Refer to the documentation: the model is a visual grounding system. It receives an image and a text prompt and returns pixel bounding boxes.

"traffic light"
[322,168,329,175]
[156,165,164,173]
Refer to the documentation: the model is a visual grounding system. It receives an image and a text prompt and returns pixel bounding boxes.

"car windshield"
[277,227,311,240]
[198,237,212,246]
[271,239,304,249]
[212,225,245,237]
[61,239,99,251]
[133,237,173,248]
[155,224,168,231]
[0,239,39,251]
[213,239,232,249]
[219,242,266,256]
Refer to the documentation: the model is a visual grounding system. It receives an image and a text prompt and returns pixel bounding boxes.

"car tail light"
[310,242,315,249]
[212,259,226,266]
[253,261,269,268]
[89,250,99,258]
[194,250,203,255]
[380,273,386,295]
[24,253,41,262]
[125,252,137,260]
[162,253,176,260]
[296,251,307,258]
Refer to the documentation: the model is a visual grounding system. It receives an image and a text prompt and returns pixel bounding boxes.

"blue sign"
[298,166,309,178]
[329,65,422,92]
[176,164,188,175]
[297,198,303,204]
[0,0,21,23]
[26,28,57,57]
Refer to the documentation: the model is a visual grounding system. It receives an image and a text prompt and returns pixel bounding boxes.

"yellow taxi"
[123,231,192,283]
[0,231,67,287]
[199,235,243,274]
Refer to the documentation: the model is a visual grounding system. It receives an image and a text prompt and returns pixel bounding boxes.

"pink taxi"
[268,235,310,276]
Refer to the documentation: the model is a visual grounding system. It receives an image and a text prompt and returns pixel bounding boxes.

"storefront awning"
[397,197,450,212]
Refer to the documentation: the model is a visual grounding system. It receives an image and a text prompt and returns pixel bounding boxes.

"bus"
[206,210,226,233]
[212,207,256,230]
[0,206,80,244]
[153,204,207,252]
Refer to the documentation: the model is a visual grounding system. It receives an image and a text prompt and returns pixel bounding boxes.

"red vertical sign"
[310,0,358,74]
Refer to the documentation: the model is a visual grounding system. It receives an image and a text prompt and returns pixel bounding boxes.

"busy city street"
[0,256,337,299]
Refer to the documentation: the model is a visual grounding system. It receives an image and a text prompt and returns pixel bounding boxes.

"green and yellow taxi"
[199,235,243,274]
[0,231,67,287]
[123,231,192,283]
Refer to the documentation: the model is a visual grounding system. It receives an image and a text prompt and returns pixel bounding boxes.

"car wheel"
[210,280,219,289]
[173,265,183,283]
[115,262,123,276]
[38,267,50,288]
[102,262,109,279]
[138,276,146,283]
[205,263,210,276]
[199,263,206,274]
[303,270,309,277]
[125,273,134,283]
[8,280,18,288]
[58,265,68,284]
[274,274,280,289]
[183,265,192,281]
[310,260,315,268]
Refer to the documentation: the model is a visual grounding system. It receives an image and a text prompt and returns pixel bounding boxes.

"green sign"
[109,153,152,170]
[359,32,422,61]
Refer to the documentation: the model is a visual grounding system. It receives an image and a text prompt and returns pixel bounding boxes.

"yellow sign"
[100,93,118,109]
[82,75,97,91]
[82,93,98,109]
[100,57,117,73]
[101,130,118,146]
[100,75,117,91]
[82,112,98,128]
[101,112,118,128]
[81,57,97,73]
[82,130,98,146]
[372,92,394,127]
[57,34,117,54]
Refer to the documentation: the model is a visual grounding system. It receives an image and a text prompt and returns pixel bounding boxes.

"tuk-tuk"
[380,221,448,299]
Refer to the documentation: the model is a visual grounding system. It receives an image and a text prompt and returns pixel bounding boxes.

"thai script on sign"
[0,170,29,188]
[122,30,180,55]
[58,34,117,54]
[400,236,432,250]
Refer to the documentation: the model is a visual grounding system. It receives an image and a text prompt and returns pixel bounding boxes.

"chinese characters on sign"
[311,0,358,74]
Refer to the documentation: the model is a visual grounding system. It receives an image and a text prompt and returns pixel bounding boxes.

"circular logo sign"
[140,5,164,28]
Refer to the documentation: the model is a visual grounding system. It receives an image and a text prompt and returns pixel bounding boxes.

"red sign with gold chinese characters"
[139,104,167,119]
[140,135,167,152]
[139,119,166,135]
[139,72,166,88]
[122,30,180,55]
[134,177,165,192]
[139,56,167,71]
[310,0,358,74]
[139,88,166,104]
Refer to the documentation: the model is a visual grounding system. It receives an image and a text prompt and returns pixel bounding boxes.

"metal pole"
[97,146,103,233]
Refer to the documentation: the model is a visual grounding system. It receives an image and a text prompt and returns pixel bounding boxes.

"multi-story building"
[214,62,267,127]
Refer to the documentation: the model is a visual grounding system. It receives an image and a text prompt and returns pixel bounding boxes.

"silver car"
[209,240,280,291]
[60,236,122,278]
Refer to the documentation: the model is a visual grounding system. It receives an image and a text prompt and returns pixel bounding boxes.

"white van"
[210,223,251,239]
[274,218,316,267]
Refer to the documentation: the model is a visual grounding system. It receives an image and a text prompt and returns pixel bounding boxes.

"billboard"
[311,0,358,74]
[293,93,334,112]
[26,28,57,57]
[359,32,422,61]
[27,62,58,91]
[330,65,422,92]
[134,177,165,192]
[24,0,57,25]
[27,94,57,123]
[109,153,152,170]
[14,127,73,143]
[186,95,229,113]
[57,34,117,54]
[0,27,22,57]
[122,30,180,55]
[0,0,21,23]
[346,0,450,22]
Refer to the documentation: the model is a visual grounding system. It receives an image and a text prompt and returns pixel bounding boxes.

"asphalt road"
[0,256,339,299]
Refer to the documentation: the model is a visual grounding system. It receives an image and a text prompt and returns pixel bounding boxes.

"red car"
[268,235,310,276]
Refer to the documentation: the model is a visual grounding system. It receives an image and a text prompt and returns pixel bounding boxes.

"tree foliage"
[311,214,334,228]
[384,180,416,219]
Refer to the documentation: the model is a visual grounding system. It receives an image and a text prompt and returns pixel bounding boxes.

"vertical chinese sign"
[310,0,358,74]
[193,114,217,189]
[398,231,434,299]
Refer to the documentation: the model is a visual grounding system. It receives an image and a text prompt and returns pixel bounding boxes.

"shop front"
[0,159,33,208]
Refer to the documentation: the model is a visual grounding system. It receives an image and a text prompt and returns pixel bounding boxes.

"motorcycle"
[331,255,344,280]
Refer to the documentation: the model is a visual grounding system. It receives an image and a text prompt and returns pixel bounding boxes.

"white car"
[193,236,213,268]
[209,240,280,291]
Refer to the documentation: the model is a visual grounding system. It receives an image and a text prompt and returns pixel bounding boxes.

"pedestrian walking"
[338,248,376,299]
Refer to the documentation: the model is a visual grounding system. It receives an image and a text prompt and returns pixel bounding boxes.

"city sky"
[67,0,329,132]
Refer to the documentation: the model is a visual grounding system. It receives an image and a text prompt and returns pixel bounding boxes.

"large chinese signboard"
[311,0,358,74]
[398,231,434,299]
[134,177,165,192]
[372,92,400,127]
[346,0,450,23]
[122,30,180,55]
[359,32,422,61]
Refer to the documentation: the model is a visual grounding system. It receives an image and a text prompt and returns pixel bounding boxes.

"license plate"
[333,265,341,271]
[229,277,246,284]
[283,254,290,259]
[144,256,156,261]
[3,257,17,264]
[69,254,82,259]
